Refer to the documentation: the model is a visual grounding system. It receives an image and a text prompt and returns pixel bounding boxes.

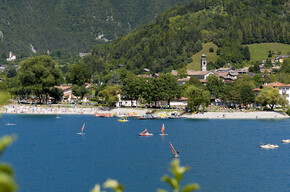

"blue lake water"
[1,114,290,192]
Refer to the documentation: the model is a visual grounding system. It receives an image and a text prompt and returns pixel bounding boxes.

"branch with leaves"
[91,159,199,192]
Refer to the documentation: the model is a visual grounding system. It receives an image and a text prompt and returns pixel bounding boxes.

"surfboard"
[5,123,16,126]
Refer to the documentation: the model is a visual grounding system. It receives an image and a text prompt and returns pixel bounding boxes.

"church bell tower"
[201,53,207,71]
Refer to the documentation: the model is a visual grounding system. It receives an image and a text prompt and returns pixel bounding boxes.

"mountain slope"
[0,0,190,56]
[87,0,289,74]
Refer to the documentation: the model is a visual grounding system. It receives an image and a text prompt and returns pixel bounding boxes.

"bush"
[216,49,221,55]
[286,108,290,116]
[209,47,214,52]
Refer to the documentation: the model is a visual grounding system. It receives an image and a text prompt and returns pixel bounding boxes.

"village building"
[55,85,76,103]
[264,82,290,104]
[201,53,207,71]
[254,82,290,104]
[274,55,289,63]
[6,52,16,61]
[171,69,213,84]
[116,94,138,107]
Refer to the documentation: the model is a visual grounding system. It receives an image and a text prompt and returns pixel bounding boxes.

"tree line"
[0,55,289,111]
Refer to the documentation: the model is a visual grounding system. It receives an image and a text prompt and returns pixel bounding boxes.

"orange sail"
[169,142,178,157]
[81,123,85,133]
[161,123,165,134]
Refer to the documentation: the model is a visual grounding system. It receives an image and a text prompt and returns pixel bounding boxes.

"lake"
[1,114,289,192]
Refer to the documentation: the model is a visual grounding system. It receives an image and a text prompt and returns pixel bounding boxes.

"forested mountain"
[86,0,289,74]
[0,0,190,56]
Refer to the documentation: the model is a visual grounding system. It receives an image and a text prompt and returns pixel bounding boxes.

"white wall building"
[116,94,138,107]
[6,52,16,61]
[264,82,290,105]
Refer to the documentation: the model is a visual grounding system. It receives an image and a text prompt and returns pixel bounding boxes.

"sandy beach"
[1,104,149,116]
[1,104,289,119]
[182,111,289,119]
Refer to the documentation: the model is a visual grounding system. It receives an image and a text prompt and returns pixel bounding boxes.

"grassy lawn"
[187,42,218,70]
[248,43,290,61]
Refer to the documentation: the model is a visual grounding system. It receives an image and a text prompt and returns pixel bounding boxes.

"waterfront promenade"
[1,104,288,119]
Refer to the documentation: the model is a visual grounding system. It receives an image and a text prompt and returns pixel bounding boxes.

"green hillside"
[188,42,218,70]
[0,0,190,56]
[86,0,290,74]
[248,43,290,61]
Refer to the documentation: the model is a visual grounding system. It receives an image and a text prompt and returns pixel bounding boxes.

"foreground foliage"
[91,159,200,192]
[0,136,17,192]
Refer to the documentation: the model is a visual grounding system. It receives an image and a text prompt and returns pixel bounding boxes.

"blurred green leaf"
[182,183,200,192]
[0,173,17,192]
[0,135,17,158]
[0,135,18,192]
[90,184,101,192]
[161,159,199,192]
[0,164,14,177]
[157,189,168,192]
[161,175,178,189]
[103,179,124,192]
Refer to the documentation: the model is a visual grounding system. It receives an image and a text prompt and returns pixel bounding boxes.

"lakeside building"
[116,94,138,107]
[254,82,290,105]
[55,85,76,103]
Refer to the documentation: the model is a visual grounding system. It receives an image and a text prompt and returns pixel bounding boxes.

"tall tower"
[201,53,207,71]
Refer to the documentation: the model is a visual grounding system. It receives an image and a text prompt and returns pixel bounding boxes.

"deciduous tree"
[17,56,62,103]
[184,85,210,111]
[255,86,288,110]
[66,61,92,86]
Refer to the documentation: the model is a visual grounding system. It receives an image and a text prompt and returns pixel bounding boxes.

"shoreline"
[1,104,289,119]
[181,111,289,119]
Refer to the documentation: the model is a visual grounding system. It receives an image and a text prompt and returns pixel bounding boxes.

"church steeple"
[201,53,207,71]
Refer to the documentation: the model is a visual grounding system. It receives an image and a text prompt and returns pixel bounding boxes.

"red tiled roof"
[171,70,178,76]
[179,97,188,101]
[55,86,72,91]
[264,82,290,87]
[137,74,151,78]
[177,77,190,82]
[187,70,211,76]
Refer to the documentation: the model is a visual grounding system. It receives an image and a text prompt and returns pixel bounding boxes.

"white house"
[116,94,138,107]
[6,52,16,61]
[55,85,76,103]
[264,82,290,104]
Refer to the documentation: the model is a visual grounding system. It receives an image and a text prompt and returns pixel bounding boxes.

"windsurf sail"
[81,123,85,134]
[161,123,165,134]
[169,142,178,157]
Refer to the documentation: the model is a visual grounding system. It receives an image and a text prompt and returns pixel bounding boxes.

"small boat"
[77,123,85,135]
[56,115,61,119]
[169,142,179,157]
[118,116,128,122]
[281,139,290,143]
[160,123,168,135]
[5,123,16,126]
[259,143,279,149]
[139,129,153,136]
